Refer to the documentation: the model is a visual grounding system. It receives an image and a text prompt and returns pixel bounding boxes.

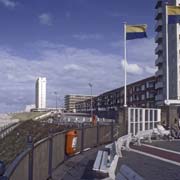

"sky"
[0,0,157,112]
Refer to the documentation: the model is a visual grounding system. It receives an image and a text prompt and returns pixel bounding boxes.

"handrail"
[1,122,117,180]
[4,148,32,178]
[0,123,20,139]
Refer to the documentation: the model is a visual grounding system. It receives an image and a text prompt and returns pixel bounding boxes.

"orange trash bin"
[92,115,97,126]
[66,130,78,155]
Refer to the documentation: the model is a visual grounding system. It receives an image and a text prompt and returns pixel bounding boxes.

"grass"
[0,120,72,166]
[11,112,47,121]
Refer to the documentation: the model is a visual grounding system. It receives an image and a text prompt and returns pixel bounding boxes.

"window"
[141,85,145,91]
[141,94,145,100]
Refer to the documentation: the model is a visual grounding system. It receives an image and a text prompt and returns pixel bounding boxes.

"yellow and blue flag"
[168,6,180,24]
[126,24,147,40]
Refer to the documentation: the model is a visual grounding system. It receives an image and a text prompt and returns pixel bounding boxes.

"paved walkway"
[131,143,180,164]
[52,141,180,180]
[52,146,107,180]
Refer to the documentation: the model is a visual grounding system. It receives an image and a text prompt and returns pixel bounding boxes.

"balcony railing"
[155,7,163,20]
[155,94,164,101]
[155,69,163,77]
[155,0,162,9]
[155,32,163,43]
[155,81,163,89]
[155,56,163,66]
[155,44,163,54]
[155,20,163,32]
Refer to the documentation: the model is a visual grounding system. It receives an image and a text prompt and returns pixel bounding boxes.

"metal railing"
[0,121,119,180]
[0,123,20,139]
[128,107,161,136]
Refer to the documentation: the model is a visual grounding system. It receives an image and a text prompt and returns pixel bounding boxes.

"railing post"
[48,129,53,179]
[27,135,34,180]
[96,121,99,146]
[81,123,84,152]
[0,161,8,180]
[111,120,114,142]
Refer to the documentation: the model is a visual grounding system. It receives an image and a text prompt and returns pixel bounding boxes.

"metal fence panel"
[9,155,29,180]
[76,129,82,152]
[52,133,65,169]
[83,127,97,149]
[99,125,111,144]
[33,141,49,180]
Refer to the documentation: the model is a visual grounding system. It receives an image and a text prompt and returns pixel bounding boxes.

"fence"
[128,107,161,136]
[1,122,119,180]
[0,123,20,139]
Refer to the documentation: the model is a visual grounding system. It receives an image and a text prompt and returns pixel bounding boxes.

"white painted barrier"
[128,108,161,136]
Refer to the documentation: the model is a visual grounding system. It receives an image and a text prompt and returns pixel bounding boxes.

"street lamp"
[54,91,58,111]
[88,83,93,118]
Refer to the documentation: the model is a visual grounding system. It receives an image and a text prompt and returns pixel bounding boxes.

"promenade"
[52,140,180,180]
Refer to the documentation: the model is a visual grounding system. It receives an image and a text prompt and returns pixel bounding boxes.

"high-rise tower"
[155,0,180,106]
[35,77,46,109]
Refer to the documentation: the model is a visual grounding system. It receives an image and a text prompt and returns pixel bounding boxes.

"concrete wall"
[117,107,128,136]
[161,105,180,127]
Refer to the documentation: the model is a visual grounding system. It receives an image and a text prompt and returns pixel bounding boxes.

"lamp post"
[88,83,93,118]
[54,91,58,111]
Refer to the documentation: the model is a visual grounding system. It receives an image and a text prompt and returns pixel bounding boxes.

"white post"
[137,109,140,133]
[128,108,131,134]
[133,109,136,136]
[142,109,145,131]
[165,3,169,101]
[124,22,127,107]
[152,110,155,129]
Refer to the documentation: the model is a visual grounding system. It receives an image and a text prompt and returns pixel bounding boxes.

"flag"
[126,24,147,40]
[168,6,180,24]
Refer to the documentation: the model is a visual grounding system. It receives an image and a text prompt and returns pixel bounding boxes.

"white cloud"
[0,0,16,8]
[38,13,53,26]
[121,60,143,75]
[0,40,156,112]
[145,66,157,74]
[73,33,103,40]
[64,64,85,71]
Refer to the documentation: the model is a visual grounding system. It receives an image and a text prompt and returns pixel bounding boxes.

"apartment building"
[155,0,180,105]
[64,94,95,112]
[75,76,156,113]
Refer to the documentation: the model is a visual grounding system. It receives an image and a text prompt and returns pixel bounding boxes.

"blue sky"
[0,0,156,112]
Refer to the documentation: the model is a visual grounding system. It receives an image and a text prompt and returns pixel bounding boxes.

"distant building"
[35,77,46,109]
[25,104,35,112]
[155,0,180,105]
[75,76,156,113]
[64,94,95,112]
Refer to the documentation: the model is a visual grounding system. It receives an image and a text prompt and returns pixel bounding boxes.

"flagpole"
[124,22,127,107]
[165,2,169,102]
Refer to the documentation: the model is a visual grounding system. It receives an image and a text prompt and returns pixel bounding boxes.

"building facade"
[75,76,156,113]
[35,77,46,109]
[64,94,95,112]
[155,0,180,105]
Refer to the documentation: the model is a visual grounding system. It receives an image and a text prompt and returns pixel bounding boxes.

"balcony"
[155,44,163,54]
[155,0,162,9]
[155,56,163,66]
[155,81,163,89]
[155,94,163,101]
[155,20,163,32]
[155,7,163,20]
[155,32,163,43]
[155,69,163,77]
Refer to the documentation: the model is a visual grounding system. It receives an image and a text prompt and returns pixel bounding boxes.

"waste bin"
[66,130,77,155]
[92,115,97,126]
